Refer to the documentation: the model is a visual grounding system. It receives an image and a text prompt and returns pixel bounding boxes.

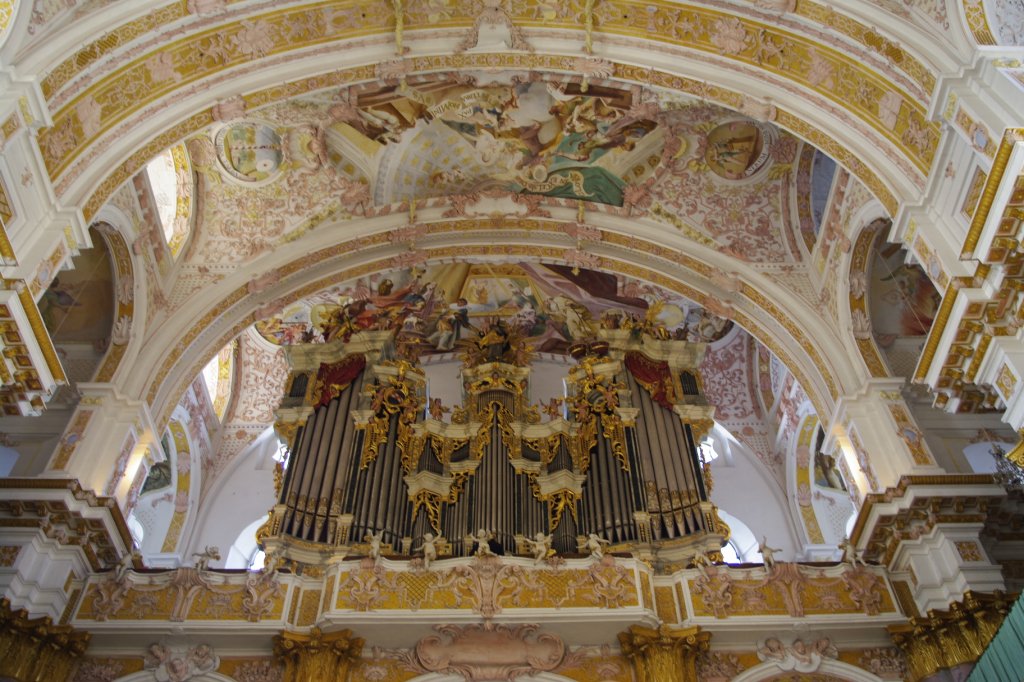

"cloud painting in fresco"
[328,78,663,207]
[255,262,732,353]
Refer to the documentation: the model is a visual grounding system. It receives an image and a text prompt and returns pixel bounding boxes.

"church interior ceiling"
[0,2,1022,677]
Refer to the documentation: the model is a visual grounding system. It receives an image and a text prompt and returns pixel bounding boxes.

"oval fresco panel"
[215,122,284,183]
[704,120,774,180]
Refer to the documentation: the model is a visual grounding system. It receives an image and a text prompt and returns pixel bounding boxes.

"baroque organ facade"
[0,0,1022,680]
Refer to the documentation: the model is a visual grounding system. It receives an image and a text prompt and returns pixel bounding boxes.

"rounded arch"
[51,41,931,222]
[90,204,149,384]
[846,218,893,379]
[731,658,886,682]
[113,673,236,682]
[135,221,860,430]
[408,674,579,682]
[159,417,198,555]
[89,221,139,383]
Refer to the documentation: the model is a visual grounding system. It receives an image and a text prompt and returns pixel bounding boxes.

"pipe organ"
[266,328,727,563]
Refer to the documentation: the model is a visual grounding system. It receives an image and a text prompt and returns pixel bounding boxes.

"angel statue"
[759,536,783,573]
[414,532,442,570]
[365,530,384,562]
[584,533,610,559]
[527,531,554,565]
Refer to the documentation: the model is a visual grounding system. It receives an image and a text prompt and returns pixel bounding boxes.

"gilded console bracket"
[273,627,364,682]
[0,597,90,682]
[618,623,711,682]
[887,590,1015,682]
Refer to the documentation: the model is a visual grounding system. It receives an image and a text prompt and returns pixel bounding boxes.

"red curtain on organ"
[313,354,367,407]
[624,351,675,409]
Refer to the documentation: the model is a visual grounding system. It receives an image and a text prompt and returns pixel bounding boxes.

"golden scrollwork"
[411,490,443,533]
[546,489,579,531]
[361,372,422,469]
[524,433,562,465]
[0,597,90,682]
[887,590,1013,682]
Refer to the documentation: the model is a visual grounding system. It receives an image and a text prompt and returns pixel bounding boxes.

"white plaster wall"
[709,433,801,560]
[183,428,279,567]
[422,354,572,416]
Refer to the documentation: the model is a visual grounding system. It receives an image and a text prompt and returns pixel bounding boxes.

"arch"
[407,674,579,682]
[846,219,892,379]
[792,414,827,546]
[731,658,886,682]
[136,222,858,431]
[157,418,196,555]
[54,41,933,223]
[113,673,236,682]
[90,222,139,383]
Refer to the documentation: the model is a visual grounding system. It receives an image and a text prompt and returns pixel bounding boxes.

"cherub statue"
[192,545,221,570]
[759,536,783,573]
[365,530,384,561]
[470,528,494,557]
[584,533,610,559]
[690,547,713,577]
[838,538,865,568]
[528,531,553,565]
[541,396,564,421]
[428,397,450,421]
[114,550,139,583]
[415,532,441,570]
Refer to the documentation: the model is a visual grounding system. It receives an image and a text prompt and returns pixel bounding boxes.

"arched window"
[144,144,192,258]
[200,342,235,421]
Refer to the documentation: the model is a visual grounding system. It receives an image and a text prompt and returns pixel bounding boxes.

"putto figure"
[527,531,554,565]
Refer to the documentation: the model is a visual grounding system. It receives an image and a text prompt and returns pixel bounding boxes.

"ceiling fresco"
[177,74,811,269]
[329,78,664,207]
[254,262,733,355]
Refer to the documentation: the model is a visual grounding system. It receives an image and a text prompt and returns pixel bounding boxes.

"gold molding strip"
[962,129,1024,259]
[16,282,67,383]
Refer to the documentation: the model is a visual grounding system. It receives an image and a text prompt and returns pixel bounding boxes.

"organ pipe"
[265,329,724,565]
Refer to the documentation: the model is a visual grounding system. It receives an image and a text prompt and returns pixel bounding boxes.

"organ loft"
[266,323,726,568]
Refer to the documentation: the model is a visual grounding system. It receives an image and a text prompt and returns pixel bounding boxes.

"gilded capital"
[618,624,710,682]
[887,590,1013,682]
[273,627,364,682]
[0,597,90,682]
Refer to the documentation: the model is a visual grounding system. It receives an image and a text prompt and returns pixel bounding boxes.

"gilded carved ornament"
[273,627,363,682]
[618,624,710,682]
[887,590,1013,682]
[0,597,90,682]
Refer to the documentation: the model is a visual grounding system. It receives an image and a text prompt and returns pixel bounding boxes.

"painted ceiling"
[254,261,734,352]
[182,74,807,269]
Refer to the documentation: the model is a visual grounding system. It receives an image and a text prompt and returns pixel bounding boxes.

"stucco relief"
[986,0,1024,44]
[402,623,568,681]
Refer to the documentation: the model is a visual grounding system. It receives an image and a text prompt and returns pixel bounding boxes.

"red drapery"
[313,354,367,407]
[624,351,675,409]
